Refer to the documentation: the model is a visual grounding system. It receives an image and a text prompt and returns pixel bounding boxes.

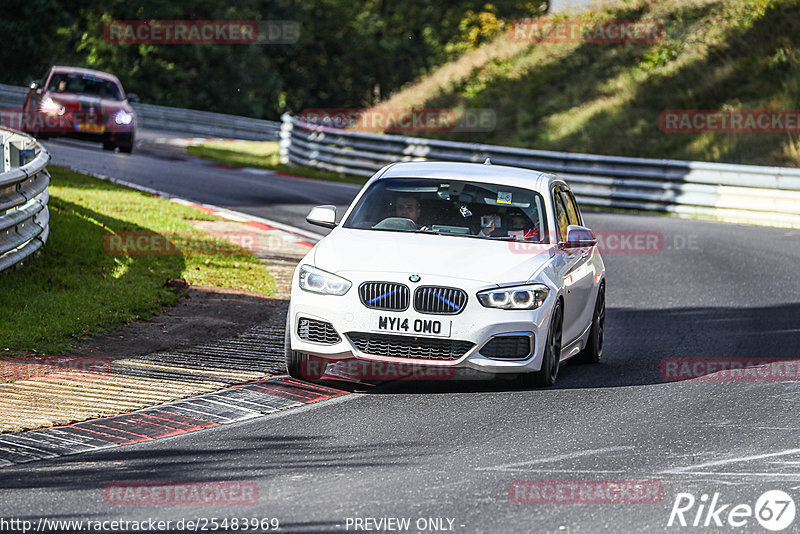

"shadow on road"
[360,302,800,395]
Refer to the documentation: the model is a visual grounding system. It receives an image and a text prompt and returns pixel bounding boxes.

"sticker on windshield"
[459,205,473,217]
[497,191,513,205]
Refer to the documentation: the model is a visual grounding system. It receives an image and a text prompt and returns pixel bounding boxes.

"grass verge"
[185,140,368,185]
[373,0,800,167]
[0,166,275,355]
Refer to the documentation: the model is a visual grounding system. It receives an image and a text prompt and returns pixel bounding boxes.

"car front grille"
[359,282,410,311]
[297,317,341,345]
[346,332,474,361]
[413,286,468,315]
[479,336,531,359]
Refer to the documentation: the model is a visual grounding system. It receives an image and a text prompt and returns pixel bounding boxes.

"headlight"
[477,284,549,310]
[39,96,64,115]
[114,110,133,125]
[298,265,351,295]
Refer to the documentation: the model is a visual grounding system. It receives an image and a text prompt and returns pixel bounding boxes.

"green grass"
[186,141,368,185]
[374,0,800,167]
[0,166,275,355]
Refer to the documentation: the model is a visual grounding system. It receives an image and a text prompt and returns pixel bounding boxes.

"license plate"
[76,123,104,133]
[374,315,451,338]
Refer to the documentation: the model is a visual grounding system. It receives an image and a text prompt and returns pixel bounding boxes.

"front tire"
[520,300,563,388]
[575,283,605,364]
[284,314,327,380]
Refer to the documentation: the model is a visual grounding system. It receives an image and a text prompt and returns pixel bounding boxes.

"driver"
[395,195,429,230]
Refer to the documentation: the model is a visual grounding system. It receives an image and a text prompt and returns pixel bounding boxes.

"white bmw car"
[286,161,605,387]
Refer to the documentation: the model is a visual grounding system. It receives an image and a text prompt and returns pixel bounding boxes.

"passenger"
[506,214,539,241]
[478,213,538,240]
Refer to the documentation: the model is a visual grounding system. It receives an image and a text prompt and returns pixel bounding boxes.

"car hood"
[312,228,556,285]
[47,92,132,113]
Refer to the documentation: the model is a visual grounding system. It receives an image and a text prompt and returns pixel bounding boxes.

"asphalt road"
[42,130,358,236]
[2,134,799,532]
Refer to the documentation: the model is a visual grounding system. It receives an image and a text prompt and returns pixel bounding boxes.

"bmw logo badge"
[409,274,421,283]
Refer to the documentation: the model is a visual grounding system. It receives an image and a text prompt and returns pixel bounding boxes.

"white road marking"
[476,446,634,472]
[662,448,800,474]
[672,472,800,478]
[240,168,272,175]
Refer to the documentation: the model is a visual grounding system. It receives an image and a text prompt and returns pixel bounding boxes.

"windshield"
[343,177,549,243]
[48,73,123,100]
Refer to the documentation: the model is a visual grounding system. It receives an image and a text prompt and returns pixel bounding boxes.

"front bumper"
[32,110,135,145]
[288,270,555,375]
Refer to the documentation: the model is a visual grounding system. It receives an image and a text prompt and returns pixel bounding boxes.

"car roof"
[377,161,562,192]
[49,66,122,85]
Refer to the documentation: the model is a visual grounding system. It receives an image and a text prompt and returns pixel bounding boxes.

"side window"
[559,187,582,227]
[553,188,569,242]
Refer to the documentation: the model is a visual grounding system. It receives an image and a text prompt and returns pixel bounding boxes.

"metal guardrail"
[280,113,800,228]
[130,103,280,140]
[0,83,27,110]
[0,127,50,273]
[0,83,280,140]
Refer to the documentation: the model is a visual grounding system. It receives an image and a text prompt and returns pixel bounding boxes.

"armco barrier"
[130,103,280,140]
[2,80,797,228]
[0,127,50,272]
[0,83,279,140]
[280,113,800,228]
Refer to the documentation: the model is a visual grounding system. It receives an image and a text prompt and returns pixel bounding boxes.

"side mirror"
[127,93,139,103]
[559,225,597,249]
[29,81,40,91]
[306,205,337,229]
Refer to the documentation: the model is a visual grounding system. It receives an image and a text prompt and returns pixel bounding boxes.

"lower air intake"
[479,336,531,359]
[346,332,474,361]
[298,318,341,345]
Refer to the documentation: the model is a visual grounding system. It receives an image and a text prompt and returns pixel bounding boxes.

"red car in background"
[23,66,137,153]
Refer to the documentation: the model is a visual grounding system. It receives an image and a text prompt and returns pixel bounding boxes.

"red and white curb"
[169,198,318,248]
[0,377,347,468]
[59,166,324,249]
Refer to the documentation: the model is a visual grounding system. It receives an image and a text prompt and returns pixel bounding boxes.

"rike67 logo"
[668,490,796,530]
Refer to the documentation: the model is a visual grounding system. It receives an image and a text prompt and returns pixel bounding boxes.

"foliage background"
[0,0,546,118]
